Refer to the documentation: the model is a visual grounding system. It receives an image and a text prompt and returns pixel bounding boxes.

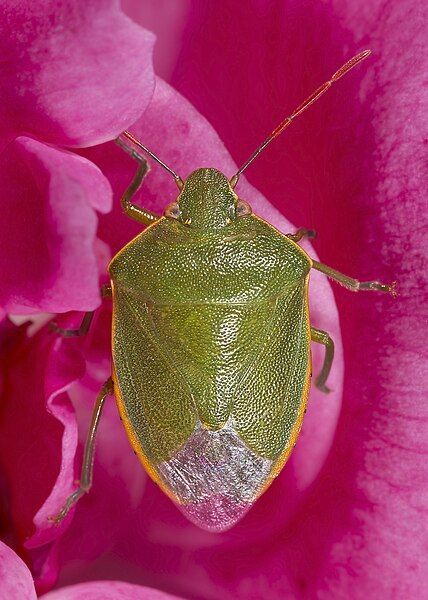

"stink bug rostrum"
[50,51,396,532]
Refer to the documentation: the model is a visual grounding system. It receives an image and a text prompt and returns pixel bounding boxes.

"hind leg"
[49,377,114,524]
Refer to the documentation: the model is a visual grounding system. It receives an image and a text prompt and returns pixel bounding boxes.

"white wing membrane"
[158,418,273,531]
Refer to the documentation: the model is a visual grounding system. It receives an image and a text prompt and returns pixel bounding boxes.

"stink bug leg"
[49,378,114,524]
[312,260,397,296]
[49,284,111,338]
[115,137,160,226]
[286,228,317,242]
[311,327,335,393]
[49,310,95,338]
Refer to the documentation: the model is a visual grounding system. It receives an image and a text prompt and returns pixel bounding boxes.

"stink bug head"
[168,168,237,230]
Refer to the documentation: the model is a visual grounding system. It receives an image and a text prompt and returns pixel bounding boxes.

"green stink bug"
[50,51,396,531]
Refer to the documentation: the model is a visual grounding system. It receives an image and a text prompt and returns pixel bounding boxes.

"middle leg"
[50,310,95,337]
[286,228,317,242]
[312,260,397,296]
[311,327,335,393]
[49,284,112,338]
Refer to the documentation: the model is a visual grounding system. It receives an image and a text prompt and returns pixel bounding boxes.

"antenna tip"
[332,49,372,81]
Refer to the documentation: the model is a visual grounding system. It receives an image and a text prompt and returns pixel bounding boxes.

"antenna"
[230,50,371,188]
[118,130,184,188]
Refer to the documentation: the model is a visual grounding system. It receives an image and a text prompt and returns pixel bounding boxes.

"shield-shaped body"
[109,214,312,531]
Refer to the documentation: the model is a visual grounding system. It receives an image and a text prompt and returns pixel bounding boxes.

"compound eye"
[236,200,252,217]
[164,202,181,219]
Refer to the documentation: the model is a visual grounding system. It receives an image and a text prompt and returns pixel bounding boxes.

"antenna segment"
[119,130,184,188]
[230,50,371,188]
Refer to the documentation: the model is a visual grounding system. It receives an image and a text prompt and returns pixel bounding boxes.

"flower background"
[0,1,426,599]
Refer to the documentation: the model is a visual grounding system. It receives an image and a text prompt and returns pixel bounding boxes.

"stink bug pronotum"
[50,50,396,532]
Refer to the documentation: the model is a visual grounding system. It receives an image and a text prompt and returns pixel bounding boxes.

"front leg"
[312,260,397,296]
[116,137,160,226]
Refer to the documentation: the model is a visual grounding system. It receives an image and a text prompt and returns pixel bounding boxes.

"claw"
[315,379,332,394]
[389,281,398,298]
[49,321,84,337]
[49,321,60,333]
[47,512,66,526]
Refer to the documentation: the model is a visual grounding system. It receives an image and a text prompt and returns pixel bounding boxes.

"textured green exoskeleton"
[50,51,396,531]
[111,169,313,529]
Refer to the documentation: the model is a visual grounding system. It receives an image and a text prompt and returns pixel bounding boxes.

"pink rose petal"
[1,1,424,598]
[0,0,155,148]
[0,137,112,314]
[40,580,184,600]
[0,541,37,600]
[122,0,191,80]
[0,319,85,593]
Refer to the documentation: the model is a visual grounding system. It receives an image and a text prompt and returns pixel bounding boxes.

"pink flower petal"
[122,0,191,80]
[0,137,112,314]
[40,580,184,600]
[2,1,423,597]
[0,541,37,600]
[0,319,85,593]
[0,1,155,148]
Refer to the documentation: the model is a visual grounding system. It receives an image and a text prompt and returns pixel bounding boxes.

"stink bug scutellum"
[50,50,396,532]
